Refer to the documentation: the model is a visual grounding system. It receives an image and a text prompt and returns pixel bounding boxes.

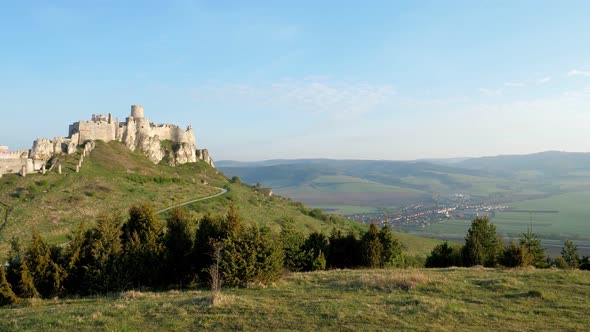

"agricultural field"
[1,268,588,331]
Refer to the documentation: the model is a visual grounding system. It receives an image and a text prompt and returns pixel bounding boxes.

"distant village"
[347,197,509,228]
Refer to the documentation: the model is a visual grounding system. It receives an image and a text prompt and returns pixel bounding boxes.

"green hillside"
[1,268,588,331]
[0,141,440,260]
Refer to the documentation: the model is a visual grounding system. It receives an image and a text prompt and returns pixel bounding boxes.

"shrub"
[501,241,532,268]
[327,229,360,269]
[426,242,462,268]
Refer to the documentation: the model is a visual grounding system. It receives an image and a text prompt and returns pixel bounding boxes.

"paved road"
[156,186,228,214]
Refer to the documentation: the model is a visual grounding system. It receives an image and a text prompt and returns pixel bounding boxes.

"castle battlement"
[1,104,214,176]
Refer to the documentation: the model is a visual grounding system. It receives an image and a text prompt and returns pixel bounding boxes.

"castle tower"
[131,105,144,118]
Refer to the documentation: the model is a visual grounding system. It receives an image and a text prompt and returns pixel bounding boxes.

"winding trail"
[155,186,228,214]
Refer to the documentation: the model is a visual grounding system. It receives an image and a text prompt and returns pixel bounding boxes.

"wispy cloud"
[537,76,551,84]
[192,80,397,116]
[567,69,590,77]
[478,88,502,96]
[504,82,526,87]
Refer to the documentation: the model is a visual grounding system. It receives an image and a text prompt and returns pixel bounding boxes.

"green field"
[1,268,588,331]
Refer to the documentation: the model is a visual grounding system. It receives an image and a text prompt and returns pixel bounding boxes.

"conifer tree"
[461,217,504,267]
[561,240,580,269]
[519,225,545,267]
[18,262,40,299]
[379,225,402,267]
[303,232,329,271]
[280,218,306,271]
[0,267,18,306]
[79,213,124,294]
[361,223,383,268]
[426,242,462,268]
[165,208,195,285]
[121,203,165,288]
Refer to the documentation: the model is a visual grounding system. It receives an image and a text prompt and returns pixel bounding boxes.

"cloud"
[192,80,397,116]
[537,77,551,84]
[504,82,526,87]
[567,69,590,77]
[478,88,502,96]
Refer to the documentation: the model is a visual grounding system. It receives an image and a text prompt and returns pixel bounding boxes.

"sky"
[1,1,590,161]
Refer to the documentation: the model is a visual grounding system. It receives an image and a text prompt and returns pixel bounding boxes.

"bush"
[425,242,462,268]
[327,229,360,269]
[501,241,532,268]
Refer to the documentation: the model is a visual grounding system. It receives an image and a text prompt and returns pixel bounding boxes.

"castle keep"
[0,105,214,177]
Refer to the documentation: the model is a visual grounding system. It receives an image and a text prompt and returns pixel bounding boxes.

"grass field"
[1,268,588,331]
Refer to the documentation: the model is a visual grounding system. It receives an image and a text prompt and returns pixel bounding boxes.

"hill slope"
[0,141,439,259]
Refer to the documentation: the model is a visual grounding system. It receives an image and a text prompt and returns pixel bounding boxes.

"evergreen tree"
[519,226,545,267]
[79,213,124,294]
[561,240,580,269]
[63,221,86,292]
[327,229,361,268]
[426,242,462,268]
[0,267,18,306]
[303,232,329,271]
[379,225,402,267]
[121,203,165,288]
[164,208,195,285]
[361,223,383,268]
[18,262,40,299]
[193,214,224,282]
[280,218,307,272]
[461,217,504,267]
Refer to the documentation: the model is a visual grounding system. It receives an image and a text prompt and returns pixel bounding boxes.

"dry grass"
[350,270,441,291]
[0,268,589,331]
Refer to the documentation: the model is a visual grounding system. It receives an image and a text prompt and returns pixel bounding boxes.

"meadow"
[1,268,588,331]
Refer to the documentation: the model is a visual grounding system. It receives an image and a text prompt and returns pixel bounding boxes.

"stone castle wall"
[1,104,214,176]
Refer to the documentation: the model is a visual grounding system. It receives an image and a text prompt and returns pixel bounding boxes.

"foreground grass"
[1,268,588,331]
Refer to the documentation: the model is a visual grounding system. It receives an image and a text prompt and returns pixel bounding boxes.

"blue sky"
[1,1,590,161]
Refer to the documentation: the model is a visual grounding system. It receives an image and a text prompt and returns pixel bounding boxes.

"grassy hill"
[1,267,588,331]
[0,141,440,260]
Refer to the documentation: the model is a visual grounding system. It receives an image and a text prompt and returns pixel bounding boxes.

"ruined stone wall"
[74,121,117,145]
[0,150,29,159]
[150,125,196,146]
[0,158,28,174]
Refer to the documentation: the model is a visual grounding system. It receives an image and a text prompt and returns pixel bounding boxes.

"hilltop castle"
[0,105,214,177]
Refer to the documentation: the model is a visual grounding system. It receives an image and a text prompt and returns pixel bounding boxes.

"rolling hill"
[218,152,590,249]
[0,141,442,260]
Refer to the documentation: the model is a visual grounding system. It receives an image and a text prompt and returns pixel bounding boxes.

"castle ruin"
[0,105,214,177]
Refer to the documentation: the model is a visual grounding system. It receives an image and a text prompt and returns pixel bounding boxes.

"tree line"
[425,216,590,270]
[0,203,403,306]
